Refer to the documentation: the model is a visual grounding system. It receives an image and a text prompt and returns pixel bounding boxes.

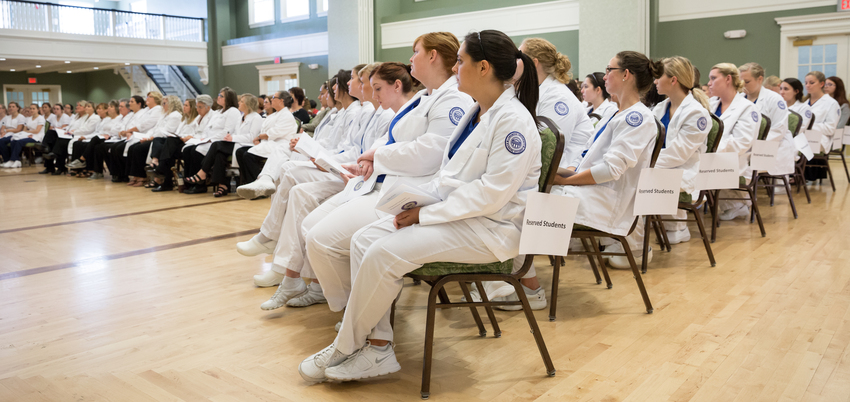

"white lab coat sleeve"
[222,109,242,138]
[589,118,657,184]
[655,108,709,169]
[136,109,161,133]
[74,116,101,136]
[267,113,298,141]
[814,102,841,137]
[419,117,540,225]
[163,112,182,137]
[373,97,467,177]
[764,100,789,143]
[721,107,759,157]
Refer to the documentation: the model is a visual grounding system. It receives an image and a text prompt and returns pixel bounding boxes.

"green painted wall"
[222,55,329,100]
[84,70,132,102]
[231,0,327,40]
[652,5,836,83]
[0,70,130,104]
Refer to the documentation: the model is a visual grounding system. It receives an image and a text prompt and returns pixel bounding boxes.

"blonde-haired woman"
[127,94,180,187]
[803,71,841,182]
[199,93,263,197]
[764,75,782,93]
[520,37,594,172]
[151,98,200,191]
[739,62,791,177]
[708,62,761,220]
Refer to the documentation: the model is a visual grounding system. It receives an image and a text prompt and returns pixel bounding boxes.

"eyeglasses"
[269,95,276,100]
[476,31,488,61]
[605,66,625,74]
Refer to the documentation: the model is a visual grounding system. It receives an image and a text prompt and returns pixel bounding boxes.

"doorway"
[3,84,62,107]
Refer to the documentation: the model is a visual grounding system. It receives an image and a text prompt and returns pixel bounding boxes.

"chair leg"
[420,281,442,400]
[473,280,501,337]
[617,237,653,313]
[711,190,720,243]
[689,206,716,267]
[769,177,776,206]
[457,282,487,337]
[589,237,612,289]
[657,216,671,252]
[505,276,556,377]
[549,256,561,321]
[826,162,836,191]
[781,175,798,219]
[641,217,652,274]
[580,237,603,285]
[390,299,396,329]
[841,151,850,181]
[748,187,767,237]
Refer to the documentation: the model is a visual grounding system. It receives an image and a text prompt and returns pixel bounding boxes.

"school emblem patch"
[697,116,708,131]
[449,107,465,125]
[777,100,786,110]
[626,111,643,127]
[505,131,526,155]
[354,181,364,191]
[554,101,569,116]
[805,110,812,119]
[402,201,418,211]
[751,111,759,122]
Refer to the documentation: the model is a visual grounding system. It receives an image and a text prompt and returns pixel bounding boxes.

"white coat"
[92,117,115,140]
[652,93,710,195]
[556,101,658,236]
[46,114,70,131]
[123,106,164,156]
[246,109,299,159]
[66,114,101,152]
[537,75,595,168]
[196,107,241,155]
[312,107,338,142]
[104,112,132,143]
[317,101,362,152]
[587,99,618,122]
[789,101,813,132]
[418,86,542,262]
[19,115,45,142]
[808,94,840,152]
[336,106,395,164]
[749,88,792,175]
[710,93,760,177]
[143,110,182,163]
[229,111,264,167]
[1,115,26,137]
[371,75,475,193]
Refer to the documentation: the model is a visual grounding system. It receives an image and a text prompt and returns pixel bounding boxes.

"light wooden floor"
[2,164,850,402]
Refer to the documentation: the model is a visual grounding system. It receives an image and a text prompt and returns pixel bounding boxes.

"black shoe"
[39,144,50,153]
[151,184,174,192]
[184,184,207,194]
[39,168,53,174]
[50,170,66,176]
[43,152,55,160]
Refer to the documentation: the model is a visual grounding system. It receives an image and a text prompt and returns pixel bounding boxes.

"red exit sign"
[28,77,36,84]
[840,0,850,11]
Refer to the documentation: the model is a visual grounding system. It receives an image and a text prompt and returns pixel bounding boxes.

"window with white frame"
[317,0,327,17]
[281,0,310,23]
[797,44,838,84]
[249,0,275,28]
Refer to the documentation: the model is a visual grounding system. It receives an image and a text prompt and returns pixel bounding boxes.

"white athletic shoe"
[286,283,327,307]
[299,344,349,383]
[253,270,285,287]
[65,159,85,169]
[10,160,21,168]
[334,321,342,332]
[461,281,515,302]
[495,285,547,311]
[236,177,276,200]
[324,341,402,381]
[665,227,691,245]
[260,281,307,310]
[607,243,652,269]
[237,234,277,257]
[719,204,750,221]
[1,161,12,168]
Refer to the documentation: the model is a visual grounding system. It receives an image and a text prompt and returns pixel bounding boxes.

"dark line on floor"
[0,198,245,234]
[0,172,43,177]
[0,228,259,281]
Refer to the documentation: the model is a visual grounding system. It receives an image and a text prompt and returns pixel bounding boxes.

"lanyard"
[386,98,421,146]
[580,112,618,158]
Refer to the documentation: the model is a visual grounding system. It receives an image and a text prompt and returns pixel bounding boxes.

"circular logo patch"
[751,111,759,122]
[554,101,569,116]
[505,131,526,155]
[401,201,418,211]
[449,107,465,126]
[697,116,708,131]
[805,110,812,119]
[778,100,786,110]
[354,181,364,191]
[626,111,643,127]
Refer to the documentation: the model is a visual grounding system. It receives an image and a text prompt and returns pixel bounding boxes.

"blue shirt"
[581,112,618,158]
[660,103,671,148]
[449,109,479,159]
[377,98,421,183]
[714,102,723,117]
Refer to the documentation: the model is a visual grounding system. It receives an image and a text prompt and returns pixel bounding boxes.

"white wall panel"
[659,0,834,22]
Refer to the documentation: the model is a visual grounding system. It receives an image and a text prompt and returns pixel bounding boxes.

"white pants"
[259,147,297,184]
[718,176,752,212]
[304,190,385,312]
[259,161,331,241]
[663,209,688,232]
[333,216,498,354]
[620,216,645,252]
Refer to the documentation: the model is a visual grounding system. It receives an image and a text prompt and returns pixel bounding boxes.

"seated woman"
[1,104,45,168]
[0,102,26,165]
[40,103,51,119]
[80,101,121,180]
[55,101,99,174]
[802,71,841,182]
[124,95,182,188]
[183,87,241,193]
[0,104,7,128]
[739,63,792,178]
[149,98,199,191]
[780,78,813,130]
[708,63,761,221]
[107,95,148,183]
[194,93,263,197]
[125,92,166,187]
[825,76,850,129]
[298,29,541,382]
[582,72,617,122]
[289,87,311,125]
[67,103,112,176]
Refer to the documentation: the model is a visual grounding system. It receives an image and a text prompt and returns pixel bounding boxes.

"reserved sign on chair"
[633,168,684,216]
[794,134,815,160]
[805,129,823,154]
[519,192,579,256]
[695,152,739,191]
[750,140,779,173]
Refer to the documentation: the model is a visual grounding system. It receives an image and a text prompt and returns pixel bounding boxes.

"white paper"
[184,137,210,146]
[294,133,323,159]
[695,152,739,191]
[633,168,685,216]
[338,174,378,203]
[519,192,580,256]
[842,127,850,145]
[794,134,814,161]
[833,127,844,151]
[805,129,823,154]
[750,140,780,173]
[313,151,349,176]
[55,128,72,139]
[375,183,441,215]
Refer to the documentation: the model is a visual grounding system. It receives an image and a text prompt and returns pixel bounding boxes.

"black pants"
[45,138,71,172]
[201,141,235,186]
[182,145,204,181]
[42,130,58,152]
[93,141,114,174]
[107,141,128,180]
[805,158,829,181]
[238,149,266,185]
[154,137,185,187]
[82,137,105,171]
[127,141,152,178]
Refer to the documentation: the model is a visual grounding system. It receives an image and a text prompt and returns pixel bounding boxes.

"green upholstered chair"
[400,115,564,399]
[751,111,803,220]
[792,112,814,203]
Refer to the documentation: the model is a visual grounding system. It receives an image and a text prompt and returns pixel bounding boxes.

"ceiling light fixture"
[94,67,99,70]
[125,62,131,65]
[0,58,6,61]
[36,65,41,68]
[10,69,15,71]
[65,61,71,63]
[66,70,72,73]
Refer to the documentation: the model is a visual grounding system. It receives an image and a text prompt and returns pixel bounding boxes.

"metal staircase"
[116,65,200,101]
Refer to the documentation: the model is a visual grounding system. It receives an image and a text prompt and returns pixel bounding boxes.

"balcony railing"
[0,0,204,42]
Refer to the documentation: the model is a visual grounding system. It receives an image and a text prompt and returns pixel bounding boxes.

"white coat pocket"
[457,148,488,182]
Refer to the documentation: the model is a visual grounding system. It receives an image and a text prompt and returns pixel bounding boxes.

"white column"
[358,0,374,64]
[579,0,650,77]
[328,0,373,74]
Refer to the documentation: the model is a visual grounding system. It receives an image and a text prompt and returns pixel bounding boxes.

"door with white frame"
[792,35,848,94]
[256,62,300,97]
[3,85,63,107]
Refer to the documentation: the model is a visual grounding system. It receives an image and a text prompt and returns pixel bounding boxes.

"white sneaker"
[461,281,515,302]
[299,344,350,383]
[719,204,750,221]
[324,341,401,381]
[260,280,307,310]
[495,285,547,311]
[334,321,342,332]
[286,283,327,307]
[608,246,652,269]
[237,234,277,256]
[65,159,85,169]
[666,227,691,245]
[1,161,12,168]
[11,160,21,168]
[236,177,276,200]
[253,270,285,287]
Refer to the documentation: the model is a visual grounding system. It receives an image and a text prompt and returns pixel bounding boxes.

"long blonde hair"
[662,56,710,110]
[521,38,572,84]
[163,95,182,115]
[711,63,744,92]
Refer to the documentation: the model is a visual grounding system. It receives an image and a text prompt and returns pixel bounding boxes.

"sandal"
[144,180,157,188]
[213,184,229,198]
[184,174,202,184]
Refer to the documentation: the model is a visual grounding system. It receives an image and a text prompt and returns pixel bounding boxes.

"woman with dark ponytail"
[583,71,617,122]
[299,29,542,383]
